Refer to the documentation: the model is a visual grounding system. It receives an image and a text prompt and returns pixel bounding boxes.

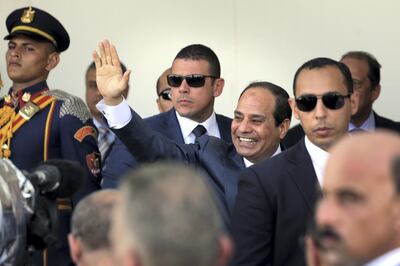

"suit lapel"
[287,139,321,213]
[216,114,232,143]
[220,142,245,212]
[167,109,185,143]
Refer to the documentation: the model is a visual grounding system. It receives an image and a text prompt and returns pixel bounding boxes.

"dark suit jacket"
[282,124,304,149]
[113,109,243,230]
[231,139,320,266]
[282,112,400,149]
[374,112,400,132]
[101,138,136,189]
[101,108,233,188]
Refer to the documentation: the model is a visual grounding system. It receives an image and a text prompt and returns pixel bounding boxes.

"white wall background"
[1,0,399,122]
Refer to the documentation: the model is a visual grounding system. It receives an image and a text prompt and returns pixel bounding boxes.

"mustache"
[312,226,342,251]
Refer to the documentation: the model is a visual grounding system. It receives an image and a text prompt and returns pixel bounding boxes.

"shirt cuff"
[96,98,132,129]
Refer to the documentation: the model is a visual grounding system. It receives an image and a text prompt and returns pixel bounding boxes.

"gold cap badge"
[21,7,35,23]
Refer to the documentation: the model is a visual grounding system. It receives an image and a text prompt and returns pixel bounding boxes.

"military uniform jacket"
[0,81,101,266]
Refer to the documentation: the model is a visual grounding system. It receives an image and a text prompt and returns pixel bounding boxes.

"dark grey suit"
[231,138,320,266]
[113,109,244,230]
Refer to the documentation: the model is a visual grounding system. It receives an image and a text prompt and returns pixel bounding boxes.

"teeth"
[239,137,256,143]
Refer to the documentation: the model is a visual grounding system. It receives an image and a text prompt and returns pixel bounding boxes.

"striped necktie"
[98,127,110,162]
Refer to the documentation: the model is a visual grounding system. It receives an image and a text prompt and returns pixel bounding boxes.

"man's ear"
[278,118,291,139]
[288,98,300,120]
[68,234,82,264]
[213,78,225,97]
[215,234,234,266]
[370,84,381,103]
[45,52,60,72]
[350,92,358,116]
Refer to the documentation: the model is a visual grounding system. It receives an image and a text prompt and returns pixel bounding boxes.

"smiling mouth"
[238,137,257,144]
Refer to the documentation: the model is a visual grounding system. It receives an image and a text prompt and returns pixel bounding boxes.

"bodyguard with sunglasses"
[231,57,357,266]
[145,43,232,145]
[100,44,232,189]
[283,51,400,148]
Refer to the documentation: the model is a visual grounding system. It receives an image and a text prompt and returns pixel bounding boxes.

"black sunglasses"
[167,74,217,88]
[295,92,352,112]
[158,88,172,101]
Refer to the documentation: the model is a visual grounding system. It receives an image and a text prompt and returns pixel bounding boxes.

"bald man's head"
[315,131,400,266]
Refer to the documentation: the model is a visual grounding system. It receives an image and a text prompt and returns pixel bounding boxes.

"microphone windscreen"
[39,159,84,197]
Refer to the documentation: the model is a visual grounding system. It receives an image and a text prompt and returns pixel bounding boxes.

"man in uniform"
[2,6,101,265]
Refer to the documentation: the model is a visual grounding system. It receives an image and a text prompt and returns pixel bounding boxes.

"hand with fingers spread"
[93,40,131,105]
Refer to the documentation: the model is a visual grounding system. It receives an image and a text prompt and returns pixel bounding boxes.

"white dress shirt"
[242,145,282,168]
[364,247,400,266]
[96,98,132,128]
[304,136,329,187]
[175,111,221,144]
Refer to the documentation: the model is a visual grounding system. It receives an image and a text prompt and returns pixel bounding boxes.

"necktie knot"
[192,125,207,138]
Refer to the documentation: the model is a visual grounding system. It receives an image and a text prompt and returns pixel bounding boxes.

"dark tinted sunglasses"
[158,89,172,101]
[167,74,217,88]
[295,92,352,112]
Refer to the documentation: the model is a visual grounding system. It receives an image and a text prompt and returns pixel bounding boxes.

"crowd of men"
[1,5,399,266]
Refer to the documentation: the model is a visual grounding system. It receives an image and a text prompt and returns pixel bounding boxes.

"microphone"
[26,159,84,197]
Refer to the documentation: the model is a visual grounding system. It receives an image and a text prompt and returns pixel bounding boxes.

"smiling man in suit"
[92,40,291,230]
[231,57,357,266]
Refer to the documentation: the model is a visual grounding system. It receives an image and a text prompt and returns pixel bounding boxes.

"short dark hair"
[174,44,221,78]
[239,81,292,126]
[86,61,127,76]
[341,51,381,89]
[392,156,400,194]
[293,57,353,96]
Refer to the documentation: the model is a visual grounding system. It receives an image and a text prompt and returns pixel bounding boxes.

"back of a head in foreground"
[112,163,224,266]
[70,189,119,252]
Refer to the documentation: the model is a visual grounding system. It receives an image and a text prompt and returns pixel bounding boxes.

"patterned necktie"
[192,124,207,138]
[98,127,110,162]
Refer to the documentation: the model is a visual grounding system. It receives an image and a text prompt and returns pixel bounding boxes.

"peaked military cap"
[4,6,70,52]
